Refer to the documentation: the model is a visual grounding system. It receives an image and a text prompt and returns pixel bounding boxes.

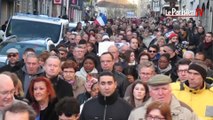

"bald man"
[108,45,127,69]
[0,73,25,119]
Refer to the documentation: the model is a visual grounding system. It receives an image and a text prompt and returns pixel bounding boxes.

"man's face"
[89,36,96,44]
[75,35,81,44]
[5,111,29,120]
[177,64,189,82]
[149,84,172,104]
[68,34,76,43]
[195,54,205,61]
[0,75,15,109]
[148,47,157,59]
[100,54,114,71]
[163,46,174,58]
[7,53,19,64]
[58,51,68,60]
[139,67,155,83]
[188,69,203,89]
[25,57,39,75]
[108,47,119,61]
[130,38,138,50]
[99,75,117,97]
[205,33,213,43]
[73,48,85,60]
[44,58,61,78]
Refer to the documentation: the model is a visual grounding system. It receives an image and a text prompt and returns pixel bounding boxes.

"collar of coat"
[98,91,118,105]
[183,81,210,94]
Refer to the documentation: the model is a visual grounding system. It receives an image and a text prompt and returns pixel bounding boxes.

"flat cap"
[147,74,171,86]
[6,48,19,54]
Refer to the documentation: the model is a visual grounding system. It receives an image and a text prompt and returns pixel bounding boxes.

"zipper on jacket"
[103,96,107,120]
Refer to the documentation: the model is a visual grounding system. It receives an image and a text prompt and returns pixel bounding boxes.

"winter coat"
[80,91,133,120]
[172,81,213,120]
[128,95,200,120]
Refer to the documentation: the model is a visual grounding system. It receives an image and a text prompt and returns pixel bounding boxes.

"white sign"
[98,41,115,56]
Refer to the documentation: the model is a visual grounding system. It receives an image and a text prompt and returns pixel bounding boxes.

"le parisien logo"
[164,8,204,17]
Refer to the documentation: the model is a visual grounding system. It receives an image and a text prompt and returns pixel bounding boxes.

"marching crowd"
[0,15,213,120]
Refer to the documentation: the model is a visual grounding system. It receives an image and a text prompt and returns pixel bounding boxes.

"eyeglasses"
[63,70,75,73]
[7,54,17,58]
[148,50,156,53]
[177,69,188,73]
[146,115,166,120]
[0,89,15,97]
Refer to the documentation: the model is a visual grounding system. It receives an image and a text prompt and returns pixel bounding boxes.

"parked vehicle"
[0,38,53,64]
[4,13,69,46]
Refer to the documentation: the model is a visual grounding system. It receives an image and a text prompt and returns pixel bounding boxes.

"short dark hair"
[176,58,191,68]
[206,32,213,37]
[101,52,114,60]
[3,102,36,120]
[23,48,35,54]
[98,71,116,82]
[55,97,80,117]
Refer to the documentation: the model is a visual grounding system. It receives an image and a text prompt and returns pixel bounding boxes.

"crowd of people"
[0,15,213,120]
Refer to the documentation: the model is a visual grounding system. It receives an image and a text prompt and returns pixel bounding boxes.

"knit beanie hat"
[188,61,207,80]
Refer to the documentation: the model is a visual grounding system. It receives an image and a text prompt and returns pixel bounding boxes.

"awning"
[96,0,136,8]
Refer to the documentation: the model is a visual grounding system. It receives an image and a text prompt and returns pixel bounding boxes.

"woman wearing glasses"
[145,101,172,120]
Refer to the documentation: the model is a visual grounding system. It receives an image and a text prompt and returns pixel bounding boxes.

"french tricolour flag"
[94,13,107,26]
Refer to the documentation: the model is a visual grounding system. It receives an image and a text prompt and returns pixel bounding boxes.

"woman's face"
[62,68,75,81]
[157,39,165,47]
[87,43,93,53]
[33,81,49,102]
[84,59,95,72]
[90,83,99,98]
[127,75,135,83]
[158,56,169,69]
[146,109,165,120]
[139,55,149,64]
[133,83,146,101]
[85,76,98,92]
[129,52,135,63]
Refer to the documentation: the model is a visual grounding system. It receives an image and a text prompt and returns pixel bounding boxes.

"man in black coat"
[80,71,133,120]
[43,56,73,99]
[99,52,130,97]
[0,48,22,73]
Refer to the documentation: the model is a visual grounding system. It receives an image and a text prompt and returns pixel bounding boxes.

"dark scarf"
[204,41,213,49]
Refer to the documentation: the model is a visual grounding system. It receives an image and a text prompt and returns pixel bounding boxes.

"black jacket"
[113,70,130,97]
[80,91,133,120]
[48,75,74,99]
[0,61,22,73]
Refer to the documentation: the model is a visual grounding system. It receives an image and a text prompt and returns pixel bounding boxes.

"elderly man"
[172,60,213,120]
[0,73,25,119]
[0,48,21,73]
[128,74,199,120]
[108,45,127,69]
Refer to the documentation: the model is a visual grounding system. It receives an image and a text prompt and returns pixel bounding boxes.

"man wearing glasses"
[0,48,21,73]
[0,73,25,119]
